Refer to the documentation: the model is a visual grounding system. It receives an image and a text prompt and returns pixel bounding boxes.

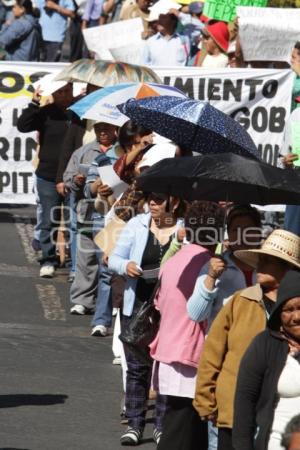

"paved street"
[0,206,156,450]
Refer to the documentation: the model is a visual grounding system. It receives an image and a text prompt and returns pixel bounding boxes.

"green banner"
[203,0,268,23]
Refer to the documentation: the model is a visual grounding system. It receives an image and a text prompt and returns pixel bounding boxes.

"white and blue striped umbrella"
[70,82,186,127]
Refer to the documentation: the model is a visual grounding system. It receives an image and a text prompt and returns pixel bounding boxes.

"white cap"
[138,143,177,169]
[32,73,68,97]
[2,0,15,6]
[146,0,181,22]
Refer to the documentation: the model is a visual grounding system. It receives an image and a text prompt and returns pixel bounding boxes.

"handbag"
[119,278,161,366]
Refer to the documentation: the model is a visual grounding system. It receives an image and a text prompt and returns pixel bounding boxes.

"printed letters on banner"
[0,62,293,204]
[203,0,267,23]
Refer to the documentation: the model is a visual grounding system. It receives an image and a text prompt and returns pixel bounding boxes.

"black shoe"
[120,427,143,446]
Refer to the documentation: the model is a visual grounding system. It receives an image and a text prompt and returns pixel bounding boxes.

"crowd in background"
[1,0,300,447]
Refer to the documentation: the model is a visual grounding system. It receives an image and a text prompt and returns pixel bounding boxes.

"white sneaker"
[70,304,87,315]
[91,325,108,337]
[40,264,55,278]
[112,357,122,365]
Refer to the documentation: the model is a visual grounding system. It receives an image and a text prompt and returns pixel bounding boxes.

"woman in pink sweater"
[150,201,225,450]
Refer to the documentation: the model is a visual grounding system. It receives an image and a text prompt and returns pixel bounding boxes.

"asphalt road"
[0,206,156,450]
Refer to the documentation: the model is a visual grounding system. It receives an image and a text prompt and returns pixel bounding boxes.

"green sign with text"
[203,0,268,23]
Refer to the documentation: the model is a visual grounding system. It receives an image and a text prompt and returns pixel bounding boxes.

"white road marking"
[14,219,37,264]
[36,284,66,321]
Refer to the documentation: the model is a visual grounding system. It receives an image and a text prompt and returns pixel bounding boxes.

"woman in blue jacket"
[0,0,40,61]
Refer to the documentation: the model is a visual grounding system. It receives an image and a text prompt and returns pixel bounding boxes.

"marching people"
[63,121,122,316]
[187,204,262,449]
[233,269,300,450]
[17,84,73,278]
[143,10,190,66]
[8,5,300,450]
[108,192,185,445]
[68,121,121,319]
[193,229,300,450]
[36,0,75,61]
[150,201,225,450]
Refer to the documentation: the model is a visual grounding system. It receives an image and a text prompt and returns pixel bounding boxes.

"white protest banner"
[83,18,144,63]
[110,43,144,66]
[0,62,293,204]
[237,7,300,62]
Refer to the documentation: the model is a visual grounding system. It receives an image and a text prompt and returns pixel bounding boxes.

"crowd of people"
[1,0,300,447]
[0,0,300,70]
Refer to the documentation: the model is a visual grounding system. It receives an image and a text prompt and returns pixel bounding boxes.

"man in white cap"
[143,0,190,66]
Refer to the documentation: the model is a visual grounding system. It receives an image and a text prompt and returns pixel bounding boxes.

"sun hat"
[201,21,230,53]
[234,229,300,269]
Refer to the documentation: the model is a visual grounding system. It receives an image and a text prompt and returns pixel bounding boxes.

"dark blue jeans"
[42,40,62,62]
[36,176,62,265]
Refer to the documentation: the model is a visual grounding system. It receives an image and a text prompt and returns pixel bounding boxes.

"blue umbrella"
[70,83,186,126]
[118,96,260,160]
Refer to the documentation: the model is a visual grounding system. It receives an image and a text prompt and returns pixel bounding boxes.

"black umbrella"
[137,153,300,205]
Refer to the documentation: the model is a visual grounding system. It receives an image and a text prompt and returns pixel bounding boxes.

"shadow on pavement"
[0,394,68,408]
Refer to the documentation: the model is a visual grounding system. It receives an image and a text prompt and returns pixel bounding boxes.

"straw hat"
[234,229,300,269]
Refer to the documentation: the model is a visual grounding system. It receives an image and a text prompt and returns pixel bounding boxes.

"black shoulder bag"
[119,278,161,366]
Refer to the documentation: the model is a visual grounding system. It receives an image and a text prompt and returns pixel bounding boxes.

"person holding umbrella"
[193,229,300,450]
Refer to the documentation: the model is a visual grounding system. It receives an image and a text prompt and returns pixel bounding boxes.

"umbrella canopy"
[118,96,260,160]
[69,82,186,126]
[54,59,161,87]
[136,153,300,205]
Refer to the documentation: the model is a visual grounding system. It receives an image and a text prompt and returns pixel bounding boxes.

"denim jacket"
[0,14,40,61]
[108,212,151,316]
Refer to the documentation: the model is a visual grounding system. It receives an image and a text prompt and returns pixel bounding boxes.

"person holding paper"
[109,192,185,446]
[82,124,128,337]
[67,121,122,320]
